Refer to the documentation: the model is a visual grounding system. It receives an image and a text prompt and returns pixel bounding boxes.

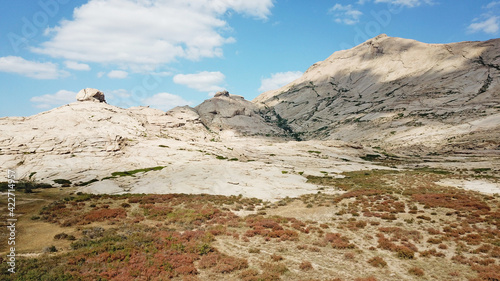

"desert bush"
[43,246,58,253]
[240,269,259,280]
[367,256,387,267]
[471,264,500,280]
[394,245,415,259]
[427,237,442,244]
[271,254,283,262]
[299,261,313,271]
[204,253,248,273]
[408,267,424,276]
[54,233,76,241]
[248,248,260,254]
[325,233,355,249]
[412,193,490,213]
[344,252,355,260]
[261,262,289,275]
[83,208,126,223]
[82,227,105,239]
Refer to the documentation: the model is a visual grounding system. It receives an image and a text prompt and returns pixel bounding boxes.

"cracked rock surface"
[254,34,500,154]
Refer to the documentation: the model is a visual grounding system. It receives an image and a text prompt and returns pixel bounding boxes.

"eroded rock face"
[254,35,500,153]
[76,88,106,103]
[195,91,283,135]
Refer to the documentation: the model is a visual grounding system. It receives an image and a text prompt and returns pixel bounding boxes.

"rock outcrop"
[254,35,500,154]
[195,90,284,136]
[76,88,106,103]
[0,35,499,199]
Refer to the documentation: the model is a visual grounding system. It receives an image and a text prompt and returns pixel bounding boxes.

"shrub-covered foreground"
[0,169,499,280]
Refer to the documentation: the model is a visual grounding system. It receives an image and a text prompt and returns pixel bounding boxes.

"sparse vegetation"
[2,167,499,280]
[111,166,165,177]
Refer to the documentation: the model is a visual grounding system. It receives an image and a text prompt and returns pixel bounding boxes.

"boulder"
[76,88,106,103]
[214,90,230,98]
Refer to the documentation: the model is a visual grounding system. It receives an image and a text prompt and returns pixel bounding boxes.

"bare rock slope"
[0,91,376,200]
[254,34,500,154]
[1,35,499,198]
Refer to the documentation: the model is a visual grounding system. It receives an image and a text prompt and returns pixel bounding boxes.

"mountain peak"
[254,36,500,154]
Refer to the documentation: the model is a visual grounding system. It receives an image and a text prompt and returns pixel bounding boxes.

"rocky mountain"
[0,89,377,200]
[254,34,500,154]
[1,35,499,198]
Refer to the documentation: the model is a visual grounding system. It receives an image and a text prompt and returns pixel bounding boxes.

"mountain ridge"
[253,34,500,154]
[0,34,498,195]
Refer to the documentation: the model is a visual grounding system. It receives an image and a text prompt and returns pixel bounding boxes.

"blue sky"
[0,0,498,117]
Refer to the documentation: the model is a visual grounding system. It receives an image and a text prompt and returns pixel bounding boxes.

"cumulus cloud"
[173,71,226,93]
[30,90,76,109]
[106,89,131,100]
[258,71,303,92]
[107,70,128,79]
[486,1,500,9]
[142,93,193,111]
[32,0,274,70]
[329,4,363,25]
[0,56,69,79]
[64,61,90,71]
[468,16,499,34]
[467,2,500,34]
[373,0,434,7]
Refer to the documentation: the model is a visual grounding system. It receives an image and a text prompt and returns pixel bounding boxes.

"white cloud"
[468,16,500,34]
[329,4,363,25]
[486,1,500,9]
[32,0,273,70]
[173,71,226,93]
[106,89,131,100]
[0,56,69,79]
[373,0,434,7]
[142,93,193,111]
[258,71,303,92]
[64,61,90,71]
[150,71,172,77]
[107,70,128,79]
[30,90,76,109]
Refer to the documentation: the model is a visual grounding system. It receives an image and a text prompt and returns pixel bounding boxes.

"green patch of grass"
[308,150,321,154]
[215,155,227,160]
[414,167,451,175]
[159,145,169,148]
[0,180,54,192]
[229,158,238,161]
[75,179,99,186]
[360,154,382,161]
[472,168,492,173]
[53,179,72,185]
[111,166,165,177]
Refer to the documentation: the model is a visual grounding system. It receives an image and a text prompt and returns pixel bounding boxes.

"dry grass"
[0,169,499,280]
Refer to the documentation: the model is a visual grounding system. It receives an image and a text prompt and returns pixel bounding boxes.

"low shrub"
[408,267,424,276]
[299,261,313,271]
[367,256,387,267]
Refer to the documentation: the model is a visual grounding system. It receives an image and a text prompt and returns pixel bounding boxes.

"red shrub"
[83,208,126,222]
[367,257,386,267]
[299,261,313,271]
[325,233,355,249]
[412,193,490,212]
[408,267,424,276]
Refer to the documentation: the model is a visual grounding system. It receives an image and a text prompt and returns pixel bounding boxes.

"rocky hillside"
[1,35,499,195]
[254,34,500,154]
[0,89,377,199]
